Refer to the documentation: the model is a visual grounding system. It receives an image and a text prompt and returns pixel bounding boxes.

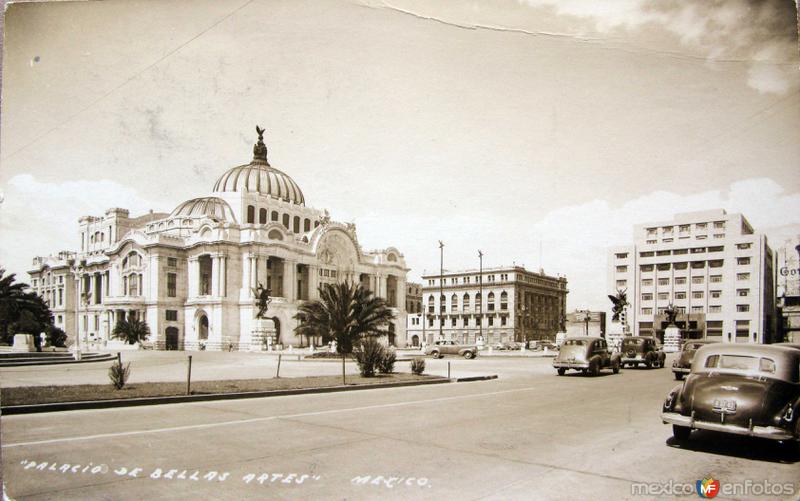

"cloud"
[522,177,800,311]
[0,174,160,279]
[519,0,798,95]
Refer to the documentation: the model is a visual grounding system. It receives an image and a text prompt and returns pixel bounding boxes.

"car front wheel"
[430,351,440,359]
[674,372,684,381]
[463,351,474,359]
[612,360,620,374]
[673,425,691,441]
[557,368,566,376]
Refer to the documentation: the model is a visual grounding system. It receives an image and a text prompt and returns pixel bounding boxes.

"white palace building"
[29,128,409,350]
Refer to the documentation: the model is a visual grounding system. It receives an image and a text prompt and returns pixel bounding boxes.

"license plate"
[712,399,737,413]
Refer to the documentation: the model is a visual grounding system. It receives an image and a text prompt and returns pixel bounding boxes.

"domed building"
[29,128,409,350]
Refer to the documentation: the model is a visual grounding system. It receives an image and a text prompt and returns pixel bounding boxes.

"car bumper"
[661,412,795,441]
[621,357,645,363]
[553,361,589,369]
[671,367,690,374]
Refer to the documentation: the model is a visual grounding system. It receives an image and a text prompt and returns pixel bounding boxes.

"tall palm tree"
[294,281,395,384]
[0,269,52,346]
[112,317,151,345]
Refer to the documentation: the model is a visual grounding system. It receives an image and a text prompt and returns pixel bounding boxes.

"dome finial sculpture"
[253,125,269,165]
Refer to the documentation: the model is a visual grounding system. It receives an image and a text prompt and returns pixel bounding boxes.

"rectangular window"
[639,251,654,258]
[616,265,628,273]
[737,304,750,312]
[167,257,177,267]
[615,253,628,259]
[692,291,703,299]
[691,306,703,313]
[736,243,752,250]
[641,307,653,315]
[167,273,177,297]
[709,260,724,268]
[641,293,653,301]
[713,234,725,239]
[656,250,671,256]
[58,288,63,306]
[696,223,707,230]
[710,275,722,283]
[657,292,668,300]
[737,273,750,281]
[646,240,657,244]
[737,257,750,265]
[488,317,494,327]
[641,279,653,286]
[679,225,690,232]
[166,310,178,321]
[709,305,722,313]
[673,249,688,255]
[675,277,687,285]
[641,264,654,272]
[710,290,722,299]
[713,221,725,229]
[691,276,704,284]
[737,289,749,297]
[658,278,669,286]
[501,316,507,326]
[675,292,686,299]
[451,318,457,327]
[616,280,627,288]
[464,277,470,284]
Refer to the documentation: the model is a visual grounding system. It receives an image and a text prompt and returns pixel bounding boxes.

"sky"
[0,0,798,312]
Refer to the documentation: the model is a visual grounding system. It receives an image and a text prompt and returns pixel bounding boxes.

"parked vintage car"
[553,337,621,376]
[672,340,717,380]
[620,336,666,368]
[426,340,478,359]
[775,342,800,351]
[662,344,800,443]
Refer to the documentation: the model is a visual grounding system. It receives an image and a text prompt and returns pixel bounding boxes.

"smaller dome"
[170,197,237,223]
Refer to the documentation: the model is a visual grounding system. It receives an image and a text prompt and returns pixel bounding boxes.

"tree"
[112,317,151,345]
[294,282,395,385]
[0,269,53,347]
[46,325,68,348]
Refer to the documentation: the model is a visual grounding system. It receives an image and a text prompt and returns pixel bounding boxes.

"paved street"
[2,355,798,500]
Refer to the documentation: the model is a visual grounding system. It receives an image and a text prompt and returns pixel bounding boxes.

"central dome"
[212,127,305,206]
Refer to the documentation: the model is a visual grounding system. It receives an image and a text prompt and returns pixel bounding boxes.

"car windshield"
[684,342,706,351]
[623,338,644,346]
[563,339,587,346]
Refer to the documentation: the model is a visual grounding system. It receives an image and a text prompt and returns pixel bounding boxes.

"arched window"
[475,293,482,310]
[304,218,311,232]
[427,295,435,314]
[259,208,267,224]
[293,216,300,233]
[439,294,446,313]
[500,291,508,310]
[271,211,279,222]
[487,292,495,311]
[247,205,255,224]
[451,294,458,312]
[314,221,320,228]
[463,293,470,311]
[282,213,290,229]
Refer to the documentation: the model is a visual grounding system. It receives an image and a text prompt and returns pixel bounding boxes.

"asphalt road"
[2,355,798,500]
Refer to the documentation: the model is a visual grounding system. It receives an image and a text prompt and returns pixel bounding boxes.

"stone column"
[211,255,220,297]
[219,255,227,297]
[308,265,319,300]
[284,259,297,302]
[241,252,252,298]
[188,257,199,297]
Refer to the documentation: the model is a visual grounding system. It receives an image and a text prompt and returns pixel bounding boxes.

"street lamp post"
[583,310,591,337]
[68,259,87,361]
[478,250,483,345]
[439,241,444,342]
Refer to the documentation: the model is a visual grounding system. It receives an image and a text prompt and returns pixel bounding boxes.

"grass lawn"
[0,373,443,406]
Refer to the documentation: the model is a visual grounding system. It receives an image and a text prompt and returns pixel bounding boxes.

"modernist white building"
[607,209,776,343]
[406,266,568,346]
[29,129,409,350]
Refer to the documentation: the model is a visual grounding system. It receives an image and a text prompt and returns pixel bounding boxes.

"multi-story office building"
[777,236,800,343]
[407,266,568,346]
[608,209,776,343]
[28,128,409,350]
[406,282,422,314]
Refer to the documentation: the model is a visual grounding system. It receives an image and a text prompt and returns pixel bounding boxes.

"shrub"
[411,357,425,375]
[108,359,131,390]
[353,336,384,377]
[378,347,396,374]
[46,325,68,347]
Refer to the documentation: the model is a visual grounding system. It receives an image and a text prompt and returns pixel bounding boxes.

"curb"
[454,375,499,382]
[0,356,116,368]
[2,377,455,415]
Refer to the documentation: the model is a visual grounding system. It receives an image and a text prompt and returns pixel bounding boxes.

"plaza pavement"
[2,354,798,500]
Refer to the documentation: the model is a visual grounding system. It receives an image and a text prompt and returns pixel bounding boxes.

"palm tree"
[0,269,52,346]
[294,282,395,385]
[112,317,151,345]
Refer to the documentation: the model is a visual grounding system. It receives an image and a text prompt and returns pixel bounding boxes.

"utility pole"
[478,250,483,344]
[439,241,444,341]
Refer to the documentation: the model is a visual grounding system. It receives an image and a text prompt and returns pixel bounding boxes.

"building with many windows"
[565,310,606,338]
[406,282,422,314]
[406,266,568,346]
[28,129,409,350]
[776,236,800,343]
[607,209,776,343]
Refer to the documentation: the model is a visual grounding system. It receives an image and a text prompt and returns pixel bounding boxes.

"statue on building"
[253,125,270,165]
[252,282,272,318]
[607,289,628,322]
[320,209,331,226]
